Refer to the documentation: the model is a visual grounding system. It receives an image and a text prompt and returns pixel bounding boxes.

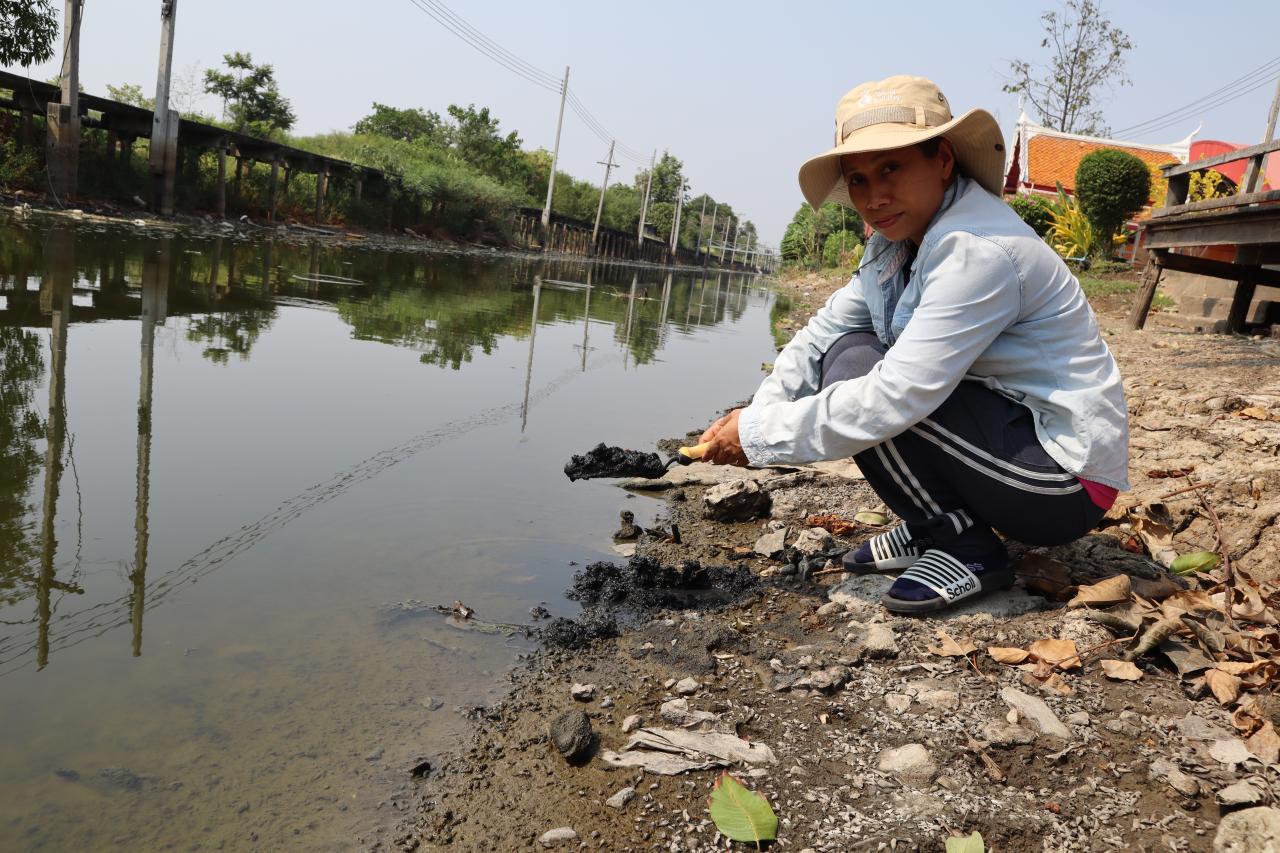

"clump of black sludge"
[539,555,760,650]
[563,443,667,481]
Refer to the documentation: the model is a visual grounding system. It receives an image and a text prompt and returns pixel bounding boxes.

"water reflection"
[0,213,777,850]
[0,217,769,676]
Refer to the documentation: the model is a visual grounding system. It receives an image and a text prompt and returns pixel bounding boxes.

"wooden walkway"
[1130,89,1280,334]
[2,70,764,269]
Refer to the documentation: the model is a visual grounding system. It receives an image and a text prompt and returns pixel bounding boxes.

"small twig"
[1159,482,1214,500]
[1078,635,1136,662]
[1188,474,1235,628]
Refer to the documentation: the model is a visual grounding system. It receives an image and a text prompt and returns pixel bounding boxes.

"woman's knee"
[820,332,886,387]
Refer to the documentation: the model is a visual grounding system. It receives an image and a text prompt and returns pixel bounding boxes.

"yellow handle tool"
[672,442,710,465]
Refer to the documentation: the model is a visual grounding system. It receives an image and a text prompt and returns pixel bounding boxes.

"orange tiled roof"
[1027,135,1181,193]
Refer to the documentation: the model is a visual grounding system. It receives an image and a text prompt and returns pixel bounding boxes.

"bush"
[822,230,864,268]
[1074,149,1150,257]
[1044,185,1125,260]
[1006,193,1051,236]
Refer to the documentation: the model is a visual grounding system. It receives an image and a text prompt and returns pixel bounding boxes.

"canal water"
[0,213,777,851]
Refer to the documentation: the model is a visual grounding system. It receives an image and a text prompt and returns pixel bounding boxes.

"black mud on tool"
[563,442,710,482]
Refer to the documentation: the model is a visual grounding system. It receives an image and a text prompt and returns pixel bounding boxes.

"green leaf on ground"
[1171,551,1220,576]
[708,773,778,845]
[945,831,985,853]
[854,510,890,526]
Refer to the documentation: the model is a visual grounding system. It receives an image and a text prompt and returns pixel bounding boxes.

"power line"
[406,0,652,166]
[404,0,559,92]
[415,0,560,87]
[1113,56,1280,137]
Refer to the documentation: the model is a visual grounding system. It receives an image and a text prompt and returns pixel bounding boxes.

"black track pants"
[819,332,1106,553]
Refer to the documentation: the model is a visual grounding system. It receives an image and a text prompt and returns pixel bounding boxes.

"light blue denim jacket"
[738,175,1131,490]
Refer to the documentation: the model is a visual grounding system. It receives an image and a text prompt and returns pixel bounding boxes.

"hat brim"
[798,108,1006,210]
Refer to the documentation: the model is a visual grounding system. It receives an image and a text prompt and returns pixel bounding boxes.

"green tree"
[822,231,863,268]
[1074,149,1150,256]
[643,151,684,205]
[353,102,446,145]
[1002,0,1133,135]
[203,52,296,138]
[445,104,530,189]
[0,0,57,67]
[106,83,154,110]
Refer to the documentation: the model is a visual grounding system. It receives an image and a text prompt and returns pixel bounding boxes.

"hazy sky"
[7,0,1279,242]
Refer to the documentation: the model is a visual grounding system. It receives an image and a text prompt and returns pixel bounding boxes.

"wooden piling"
[216,143,227,219]
[314,164,329,222]
[268,156,280,222]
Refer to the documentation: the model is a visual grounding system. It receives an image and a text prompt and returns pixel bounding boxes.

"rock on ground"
[876,743,936,787]
[538,827,578,848]
[605,787,635,810]
[1000,687,1071,739]
[1214,807,1280,852]
[548,711,593,762]
[703,479,771,521]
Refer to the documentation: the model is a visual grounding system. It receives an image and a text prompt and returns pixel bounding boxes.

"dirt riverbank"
[378,269,1280,852]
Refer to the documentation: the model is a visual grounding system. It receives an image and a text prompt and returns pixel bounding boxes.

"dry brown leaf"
[1247,721,1280,764]
[1131,517,1178,568]
[928,629,976,658]
[1099,659,1143,681]
[1159,589,1217,619]
[1237,406,1272,421]
[1205,669,1243,705]
[1233,699,1266,735]
[1029,638,1083,671]
[1215,660,1268,676]
[1068,575,1132,609]
[1131,576,1185,601]
[987,646,1031,665]
[1037,673,1076,696]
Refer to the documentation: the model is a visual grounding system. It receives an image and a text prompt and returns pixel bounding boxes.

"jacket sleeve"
[748,270,875,408]
[738,232,1022,465]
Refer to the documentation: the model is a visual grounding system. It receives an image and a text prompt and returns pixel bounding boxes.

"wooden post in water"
[132,239,168,656]
[37,227,74,670]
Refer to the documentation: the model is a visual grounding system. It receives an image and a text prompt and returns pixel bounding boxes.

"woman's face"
[840,140,955,245]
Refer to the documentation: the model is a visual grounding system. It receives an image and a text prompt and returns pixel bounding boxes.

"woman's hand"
[702,409,748,466]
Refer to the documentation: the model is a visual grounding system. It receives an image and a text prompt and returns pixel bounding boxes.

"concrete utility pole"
[637,150,655,243]
[590,139,618,251]
[150,0,180,215]
[540,67,570,238]
[721,215,733,264]
[704,204,718,266]
[670,179,686,253]
[46,0,84,200]
[693,195,708,255]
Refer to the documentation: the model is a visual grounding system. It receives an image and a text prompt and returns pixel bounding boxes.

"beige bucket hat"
[798,75,1006,210]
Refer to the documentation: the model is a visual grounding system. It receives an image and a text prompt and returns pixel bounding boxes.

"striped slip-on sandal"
[880,548,1014,615]
[841,524,922,574]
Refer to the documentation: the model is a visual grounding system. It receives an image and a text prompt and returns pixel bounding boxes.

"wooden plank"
[1127,255,1164,331]
[1162,137,1280,177]
[1153,250,1280,288]
[1152,189,1280,218]
[1143,214,1280,248]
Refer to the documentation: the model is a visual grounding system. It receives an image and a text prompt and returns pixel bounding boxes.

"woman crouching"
[700,75,1129,614]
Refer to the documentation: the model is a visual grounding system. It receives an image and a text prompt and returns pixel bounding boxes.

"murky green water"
[0,213,776,851]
